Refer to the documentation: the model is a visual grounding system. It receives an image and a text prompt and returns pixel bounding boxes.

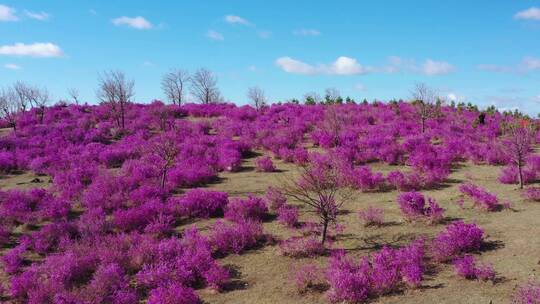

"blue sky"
[1,1,540,113]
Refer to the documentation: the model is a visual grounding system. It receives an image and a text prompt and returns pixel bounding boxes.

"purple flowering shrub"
[277,205,300,228]
[171,188,228,218]
[431,221,484,261]
[513,280,540,304]
[459,183,501,211]
[358,207,384,227]
[293,264,327,293]
[265,186,287,211]
[453,255,495,282]
[397,192,444,223]
[279,236,326,258]
[326,239,425,303]
[209,220,264,255]
[224,195,268,222]
[255,156,276,172]
[523,187,540,201]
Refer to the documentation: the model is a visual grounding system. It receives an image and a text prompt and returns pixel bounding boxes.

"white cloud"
[257,30,272,39]
[275,56,369,75]
[207,30,224,41]
[478,57,540,74]
[293,29,321,36]
[4,63,21,70]
[248,65,257,72]
[421,59,455,75]
[224,15,251,26]
[0,42,63,57]
[0,4,18,21]
[142,61,155,67]
[354,83,367,91]
[112,16,153,29]
[25,10,49,21]
[382,56,455,75]
[523,57,540,70]
[514,7,540,20]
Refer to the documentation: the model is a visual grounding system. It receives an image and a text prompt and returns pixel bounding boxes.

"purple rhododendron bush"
[0,101,539,303]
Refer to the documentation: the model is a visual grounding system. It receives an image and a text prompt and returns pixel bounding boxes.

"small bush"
[358,207,384,227]
[513,280,540,304]
[174,189,228,218]
[453,255,495,282]
[279,236,326,258]
[459,183,500,211]
[265,186,287,212]
[255,156,276,172]
[432,221,484,262]
[277,205,300,228]
[293,264,326,293]
[147,283,200,304]
[209,220,264,255]
[224,195,268,222]
[523,187,540,201]
[397,192,444,223]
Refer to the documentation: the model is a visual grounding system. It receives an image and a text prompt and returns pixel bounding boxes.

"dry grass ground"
[1,152,539,303]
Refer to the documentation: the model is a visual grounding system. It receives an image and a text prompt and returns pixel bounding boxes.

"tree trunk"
[321,219,329,245]
[518,160,524,189]
[161,168,168,189]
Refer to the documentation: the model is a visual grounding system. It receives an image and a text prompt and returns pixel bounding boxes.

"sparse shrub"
[255,156,276,172]
[498,165,536,185]
[277,205,300,228]
[523,187,540,201]
[453,255,495,282]
[397,192,444,223]
[265,186,287,211]
[358,207,384,227]
[432,221,484,262]
[513,280,540,304]
[280,236,326,258]
[459,183,500,211]
[293,264,326,293]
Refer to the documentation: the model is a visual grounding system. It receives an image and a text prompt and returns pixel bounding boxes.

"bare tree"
[321,105,350,147]
[12,81,31,111]
[0,87,20,131]
[96,70,134,129]
[10,82,49,123]
[68,88,80,105]
[161,69,190,105]
[150,133,178,189]
[505,122,534,189]
[190,68,222,104]
[410,82,437,133]
[324,87,341,104]
[280,159,352,245]
[247,86,267,110]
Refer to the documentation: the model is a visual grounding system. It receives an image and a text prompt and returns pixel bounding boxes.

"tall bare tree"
[280,158,352,245]
[190,68,222,104]
[505,121,534,189]
[10,82,49,123]
[0,87,20,131]
[247,86,267,110]
[324,87,341,104]
[410,82,437,133]
[96,70,134,129]
[68,88,80,105]
[161,69,190,105]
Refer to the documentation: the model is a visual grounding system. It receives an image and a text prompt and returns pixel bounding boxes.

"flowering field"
[1,101,540,303]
